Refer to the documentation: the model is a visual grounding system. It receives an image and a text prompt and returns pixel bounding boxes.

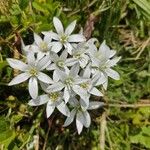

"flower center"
[74,52,81,59]
[80,82,89,89]
[65,77,74,86]
[56,60,64,68]
[48,92,60,102]
[60,35,68,44]
[29,68,38,76]
[40,42,48,52]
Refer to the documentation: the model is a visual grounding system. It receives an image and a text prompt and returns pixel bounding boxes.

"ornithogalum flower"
[28,91,70,118]
[7,54,52,99]
[63,97,104,134]
[42,17,86,54]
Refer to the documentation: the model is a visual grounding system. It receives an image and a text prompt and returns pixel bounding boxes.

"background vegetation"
[0,0,150,149]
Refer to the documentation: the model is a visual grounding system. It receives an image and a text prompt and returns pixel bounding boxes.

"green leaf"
[32,2,49,15]
[0,61,8,71]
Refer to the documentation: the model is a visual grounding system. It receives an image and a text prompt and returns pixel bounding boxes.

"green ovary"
[29,68,38,76]
[60,35,68,44]
[57,60,64,68]
[80,82,89,89]
[40,42,48,52]
[49,92,60,102]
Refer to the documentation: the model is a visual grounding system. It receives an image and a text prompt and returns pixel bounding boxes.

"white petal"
[83,64,91,78]
[49,51,59,62]
[37,55,51,70]
[34,33,42,46]
[28,94,49,106]
[82,111,91,128]
[65,58,78,66]
[8,73,30,86]
[65,20,76,35]
[76,111,84,134]
[60,50,68,60]
[53,70,60,82]
[57,70,67,81]
[47,82,64,92]
[28,77,38,99]
[51,42,63,53]
[46,102,55,118]
[70,63,79,77]
[53,17,64,34]
[63,87,70,103]
[89,87,103,96]
[44,34,52,44]
[72,85,89,100]
[42,31,59,40]
[57,102,70,116]
[27,52,36,65]
[69,97,79,107]
[105,68,120,80]
[46,63,56,70]
[88,101,104,110]
[64,43,73,55]
[37,72,53,84]
[7,58,28,71]
[63,109,76,127]
[107,57,121,67]
[109,50,116,58]
[68,34,86,42]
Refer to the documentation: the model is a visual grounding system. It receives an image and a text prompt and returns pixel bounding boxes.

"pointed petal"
[103,78,108,90]
[53,70,60,82]
[57,70,67,81]
[63,87,70,103]
[38,72,53,84]
[65,20,76,35]
[83,64,91,78]
[51,42,63,53]
[26,52,36,65]
[72,85,89,100]
[83,111,91,128]
[37,55,51,70]
[60,50,68,60]
[68,34,86,42]
[57,102,70,116]
[70,63,79,77]
[8,73,30,86]
[7,58,28,71]
[53,17,64,34]
[34,33,42,46]
[89,87,103,96]
[64,43,73,55]
[105,68,120,80]
[47,82,64,92]
[107,57,121,67]
[46,102,55,118]
[28,94,49,106]
[42,31,59,40]
[76,111,84,134]
[29,77,38,99]
[63,109,76,127]
[88,101,104,110]
[65,58,78,66]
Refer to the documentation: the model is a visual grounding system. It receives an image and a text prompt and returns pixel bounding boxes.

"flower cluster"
[7,17,121,134]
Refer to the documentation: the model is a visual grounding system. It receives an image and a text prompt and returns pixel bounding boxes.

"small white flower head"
[47,64,88,103]
[33,33,52,60]
[42,17,86,54]
[63,97,104,134]
[66,42,90,68]
[28,91,70,118]
[89,41,121,89]
[7,53,53,99]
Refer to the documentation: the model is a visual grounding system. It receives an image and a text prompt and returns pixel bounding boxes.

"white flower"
[21,38,39,55]
[73,64,103,107]
[46,51,70,82]
[63,97,104,134]
[42,17,86,54]
[89,41,121,89]
[66,42,90,68]
[33,33,52,60]
[28,91,70,118]
[7,54,53,99]
[47,64,88,103]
